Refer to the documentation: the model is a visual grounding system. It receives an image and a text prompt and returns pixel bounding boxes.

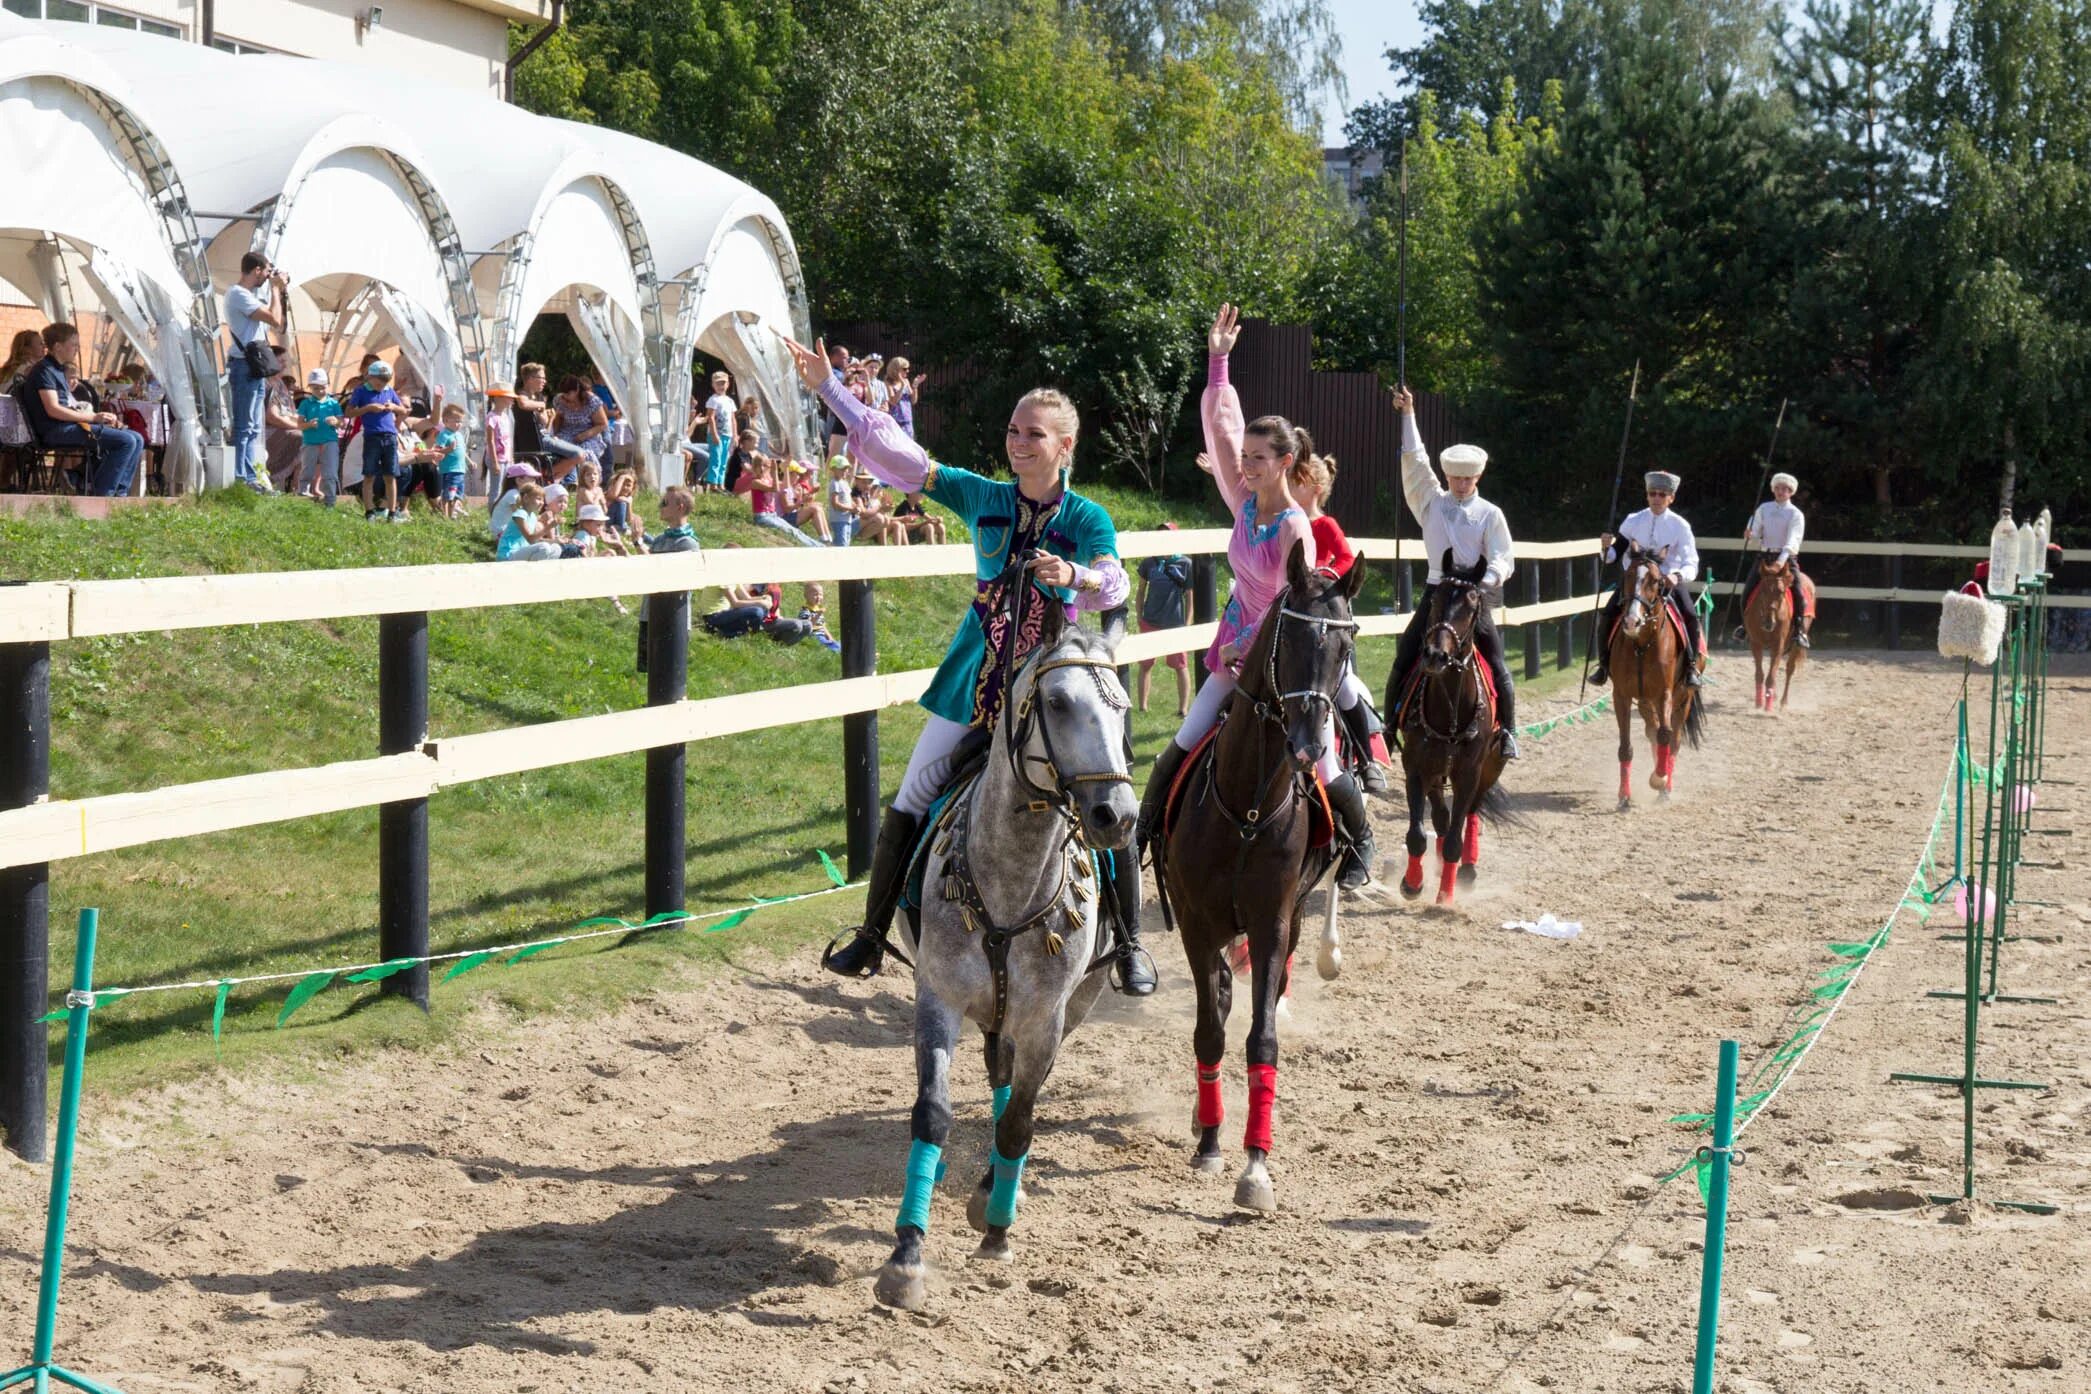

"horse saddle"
[899,725,993,912]
[1163,719,1335,850]
[1607,597,1694,655]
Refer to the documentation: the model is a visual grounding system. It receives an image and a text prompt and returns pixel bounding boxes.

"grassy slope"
[1,482,1597,1096]
[0,481,1211,1091]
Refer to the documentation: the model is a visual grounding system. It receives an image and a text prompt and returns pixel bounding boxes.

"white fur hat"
[1770,472,1798,493]
[1645,470,1680,493]
[1937,591,2006,665]
[1441,444,1488,478]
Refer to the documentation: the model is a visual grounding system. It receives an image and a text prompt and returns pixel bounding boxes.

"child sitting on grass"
[802,581,841,653]
[497,483,561,561]
[575,460,608,517]
[606,468,647,550]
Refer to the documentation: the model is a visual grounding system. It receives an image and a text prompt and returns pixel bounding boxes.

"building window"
[211,35,276,56]
[5,1,183,38]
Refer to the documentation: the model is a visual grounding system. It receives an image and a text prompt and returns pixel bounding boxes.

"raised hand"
[776,331,832,395]
[1208,303,1241,356]
[1392,385,1414,416]
[1196,450,1216,475]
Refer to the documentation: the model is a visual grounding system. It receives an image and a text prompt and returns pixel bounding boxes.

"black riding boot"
[821,807,921,979]
[1590,597,1623,686]
[1137,741,1190,844]
[1338,700,1391,795]
[1102,847,1157,996]
[1326,772,1378,891]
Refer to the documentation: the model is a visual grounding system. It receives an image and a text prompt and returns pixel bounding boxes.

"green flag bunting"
[276,971,338,1027]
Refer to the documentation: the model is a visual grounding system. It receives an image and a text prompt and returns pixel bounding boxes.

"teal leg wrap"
[991,1084,1012,1122]
[897,1139,944,1233]
[986,1147,1028,1228]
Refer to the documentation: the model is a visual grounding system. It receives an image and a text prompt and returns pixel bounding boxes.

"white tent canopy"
[0,14,812,491]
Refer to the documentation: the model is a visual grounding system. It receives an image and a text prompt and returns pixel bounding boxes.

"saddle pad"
[1165,723,1335,849]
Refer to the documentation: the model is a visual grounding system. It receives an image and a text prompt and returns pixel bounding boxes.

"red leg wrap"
[1403,854,1424,891]
[1464,814,1481,865]
[1196,1064,1224,1129]
[1244,1064,1276,1153]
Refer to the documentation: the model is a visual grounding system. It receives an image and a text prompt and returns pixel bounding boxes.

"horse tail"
[1681,683,1707,749]
[1478,779,1531,829]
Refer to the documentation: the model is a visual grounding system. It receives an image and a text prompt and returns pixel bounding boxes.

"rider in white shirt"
[1388,387,1521,758]
[1743,472,1813,648]
[1592,470,1704,688]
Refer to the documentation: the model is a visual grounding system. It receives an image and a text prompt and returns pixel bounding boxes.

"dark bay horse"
[1157,542,1360,1212]
[1610,545,1704,809]
[1745,552,1806,712]
[1388,551,1509,907]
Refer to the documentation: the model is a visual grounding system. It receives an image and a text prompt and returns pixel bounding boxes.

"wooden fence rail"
[0,530,2080,1159]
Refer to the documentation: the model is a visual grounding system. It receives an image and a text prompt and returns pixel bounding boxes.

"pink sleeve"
[1279,510,1317,575]
[819,376,931,491]
[1200,354,1249,515]
[1072,557,1130,613]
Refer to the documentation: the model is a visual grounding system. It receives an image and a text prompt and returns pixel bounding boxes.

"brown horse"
[1389,551,1508,906]
[1744,552,1806,712]
[1609,546,1704,810]
[1156,541,1359,1213]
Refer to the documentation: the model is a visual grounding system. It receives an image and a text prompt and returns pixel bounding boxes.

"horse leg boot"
[822,806,921,978]
[1136,741,1190,844]
[1327,772,1378,891]
[1102,846,1157,996]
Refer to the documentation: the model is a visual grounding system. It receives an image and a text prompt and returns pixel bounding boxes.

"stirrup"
[1110,942,1157,996]
[821,926,886,979]
[1337,842,1375,892]
[1498,728,1521,761]
[1796,631,1812,650]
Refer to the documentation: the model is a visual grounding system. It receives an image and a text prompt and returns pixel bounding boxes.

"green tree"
[1478,0,1801,526]
[1910,0,2091,520]
[1771,0,1931,510]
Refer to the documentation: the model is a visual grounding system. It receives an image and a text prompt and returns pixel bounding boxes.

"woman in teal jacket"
[782,335,1154,995]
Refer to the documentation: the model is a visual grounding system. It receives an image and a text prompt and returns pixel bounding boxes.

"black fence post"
[1887,554,1903,650]
[840,579,879,879]
[377,613,430,1009]
[645,590,690,918]
[1191,557,1217,693]
[1557,558,1574,669]
[0,631,50,1161]
[1524,565,1542,680]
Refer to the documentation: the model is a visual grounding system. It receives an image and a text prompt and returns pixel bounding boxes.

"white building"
[0,4,815,491]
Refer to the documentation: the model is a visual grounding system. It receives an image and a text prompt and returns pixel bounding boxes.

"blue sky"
[1323,0,1425,145]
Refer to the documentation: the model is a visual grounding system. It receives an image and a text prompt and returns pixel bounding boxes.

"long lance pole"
[1722,397,1789,643]
[1392,144,1408,609]
[1580,360,1640,703]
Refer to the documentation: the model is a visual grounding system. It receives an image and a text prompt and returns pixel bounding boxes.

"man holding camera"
[225,253,289,491]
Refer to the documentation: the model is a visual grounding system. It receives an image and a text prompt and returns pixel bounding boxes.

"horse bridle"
[1413,578,1486,744]
[1007,644,1134,822]
[1208,585,1358,840]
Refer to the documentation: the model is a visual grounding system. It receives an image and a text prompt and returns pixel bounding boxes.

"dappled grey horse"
[875,615,1138,1311]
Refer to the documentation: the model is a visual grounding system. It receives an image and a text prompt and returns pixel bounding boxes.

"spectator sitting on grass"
[857,481,909,546]
[606,468,647,550]
[894,493,946,544]
[490,461,539,542]
[497,483,561,561]
[801,582,841,653]
[784,460,835,543]
[564,502,634,558]
[575,459,608,518]
[731,440,825,547]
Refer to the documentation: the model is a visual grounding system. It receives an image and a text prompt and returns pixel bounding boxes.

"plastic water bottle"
[2016,519,2039,581]
[1987,509,2019,596]
[2034,508,2052,576]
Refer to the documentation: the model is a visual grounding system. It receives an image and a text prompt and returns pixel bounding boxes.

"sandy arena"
[3,652,2086,1393]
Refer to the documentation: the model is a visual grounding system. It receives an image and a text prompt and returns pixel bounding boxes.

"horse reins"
[1411,579,1485,746]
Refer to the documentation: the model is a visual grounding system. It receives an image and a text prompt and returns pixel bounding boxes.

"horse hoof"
[1658,790,1672,804]
[1316,944,1341,980]
[1457,863,1478,885]
[1648,768,1667,791]
[1234,1168,1277,1214]
[1400,875,1423,900]
[873,1260,930,1312]
[1618,797,1632,813]
[1190,1151,1227,1176]
[972,1233,1014,1264]
[1275,996,1293,1023]
[967,1182,991,1233]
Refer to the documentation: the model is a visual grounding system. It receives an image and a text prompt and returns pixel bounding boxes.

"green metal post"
[1,908,129,1394]
[1690,1039,1740,1394]
[1986,605,2025,1001]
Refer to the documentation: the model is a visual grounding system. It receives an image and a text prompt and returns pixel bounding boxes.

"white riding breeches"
[1169,669,1341,786]
[896,713,979,817]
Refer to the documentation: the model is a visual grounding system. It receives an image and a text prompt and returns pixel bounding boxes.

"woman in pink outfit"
[1137,305,1378,887]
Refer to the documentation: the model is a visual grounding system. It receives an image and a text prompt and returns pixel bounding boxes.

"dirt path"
[3,654,2087,1393]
